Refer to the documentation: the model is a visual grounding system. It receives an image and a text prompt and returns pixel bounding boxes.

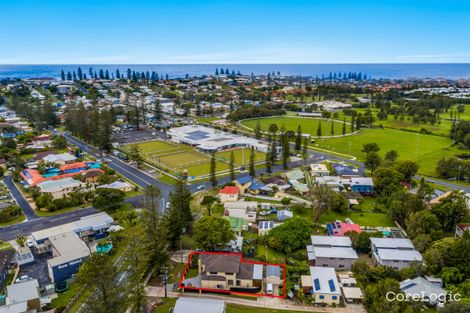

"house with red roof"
[219,186,239,203]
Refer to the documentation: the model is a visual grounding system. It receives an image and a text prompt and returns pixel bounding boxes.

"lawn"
[240,116,351,136]
[226,304,314,313]
[318,210,395,227]
[123,140,233,177]
[313,127,459,176]
[51,281,81,309]
[159,150,210,169]
[216,148,266,166]
[256,245,286,264]
[0,214,26,227]
[185,161,230,177]
[122,140,188,157]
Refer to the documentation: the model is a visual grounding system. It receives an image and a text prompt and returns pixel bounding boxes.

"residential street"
[3,175,38,220]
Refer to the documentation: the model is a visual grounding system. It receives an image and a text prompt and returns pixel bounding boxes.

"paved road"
[3,176,38,220]
[0,207,98,241]
[63,132,174,207]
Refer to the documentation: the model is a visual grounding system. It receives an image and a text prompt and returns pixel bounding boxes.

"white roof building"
[309,267,341,304]
[167,125,269,153]
[32,212,114,243]
[173,298,225,313]
[42,152,77,164]
[37,177,82,194]
[47,231,90,268]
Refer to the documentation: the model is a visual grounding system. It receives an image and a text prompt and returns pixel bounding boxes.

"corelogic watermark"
[386,291,461,304]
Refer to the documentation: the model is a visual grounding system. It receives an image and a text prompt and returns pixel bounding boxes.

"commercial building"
[167,125,269,153]
[47,232,90,283]
[31,212,113,283]
[307,236,358,270]
[370,238,422,269]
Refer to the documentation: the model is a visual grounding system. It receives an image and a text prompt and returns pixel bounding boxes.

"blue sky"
[1,0,470,64]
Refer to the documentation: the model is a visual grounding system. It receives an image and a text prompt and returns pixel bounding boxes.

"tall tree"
[78,254,123,313]
[210,152,217,187]
[265,145,272,173]
[295,125,302,152]
[302,137,309,165]
[254,119,262,139]
[330,120,335,136]
[193,216,235,251]
[122,225,150,313]
[129,144,142,168]
[229,150,235,181]
[316,121,322,137]
[342,118,346,135]
[249,146,256,177]
[281,135,290,170]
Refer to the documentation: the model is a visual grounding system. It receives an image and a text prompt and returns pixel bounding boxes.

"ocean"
[1,64,470,80]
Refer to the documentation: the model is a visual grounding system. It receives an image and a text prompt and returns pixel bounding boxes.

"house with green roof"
[223,216,248,235]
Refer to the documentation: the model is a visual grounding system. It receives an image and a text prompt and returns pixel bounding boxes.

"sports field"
[122,140,261,178]
[240,116,352,136]
[314,128,458,176]
[216,148,266,166]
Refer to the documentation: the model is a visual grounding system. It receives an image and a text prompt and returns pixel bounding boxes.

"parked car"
[26,239,34,248]
[197,185,205,190]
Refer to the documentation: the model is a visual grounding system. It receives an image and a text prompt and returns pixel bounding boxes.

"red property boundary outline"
[178,251,287,299]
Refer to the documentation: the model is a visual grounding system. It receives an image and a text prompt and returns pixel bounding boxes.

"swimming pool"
[96,243,112,253]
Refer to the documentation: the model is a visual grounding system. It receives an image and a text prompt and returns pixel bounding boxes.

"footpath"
[145,287,366,313]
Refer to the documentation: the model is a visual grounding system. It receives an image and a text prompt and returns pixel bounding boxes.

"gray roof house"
[173,298,225,313]
[400,276,447,305]
[370,238,422,269]
[307,236,358,270]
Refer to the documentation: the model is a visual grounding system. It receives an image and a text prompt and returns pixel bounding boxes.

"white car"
[26,239,34,248]
[166,202,171,209]
[196,185,205,190]
[16,275,30,283]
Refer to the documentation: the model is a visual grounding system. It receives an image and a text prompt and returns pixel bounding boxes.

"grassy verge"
[0,214,26,227]
[227,304,316,313]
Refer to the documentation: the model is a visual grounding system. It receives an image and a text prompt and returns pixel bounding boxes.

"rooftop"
[47,231,90,267]
[219,186,239,195]
[311,235,352,247]
[6,279,39,305]
[370,237,415,249]
[173,298,225,313]
[309,267,341,295]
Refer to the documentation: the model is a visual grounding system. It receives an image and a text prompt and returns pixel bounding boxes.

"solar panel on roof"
[186,130,210,140]
[314,278,321,291]
[328,279,336,292]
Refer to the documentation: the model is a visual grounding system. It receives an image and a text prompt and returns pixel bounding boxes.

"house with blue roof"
[332,163,361,178]
[234,174,253,193]
[248,180,273,195]
[349,177,374,194]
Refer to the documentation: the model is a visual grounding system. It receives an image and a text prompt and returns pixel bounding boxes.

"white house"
[224,201,257,223]
[310,163,330,177]
[302,267,341,305]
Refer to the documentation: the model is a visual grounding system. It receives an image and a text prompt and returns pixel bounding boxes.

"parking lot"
[112,126,165,145]
[18,249,51,287]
